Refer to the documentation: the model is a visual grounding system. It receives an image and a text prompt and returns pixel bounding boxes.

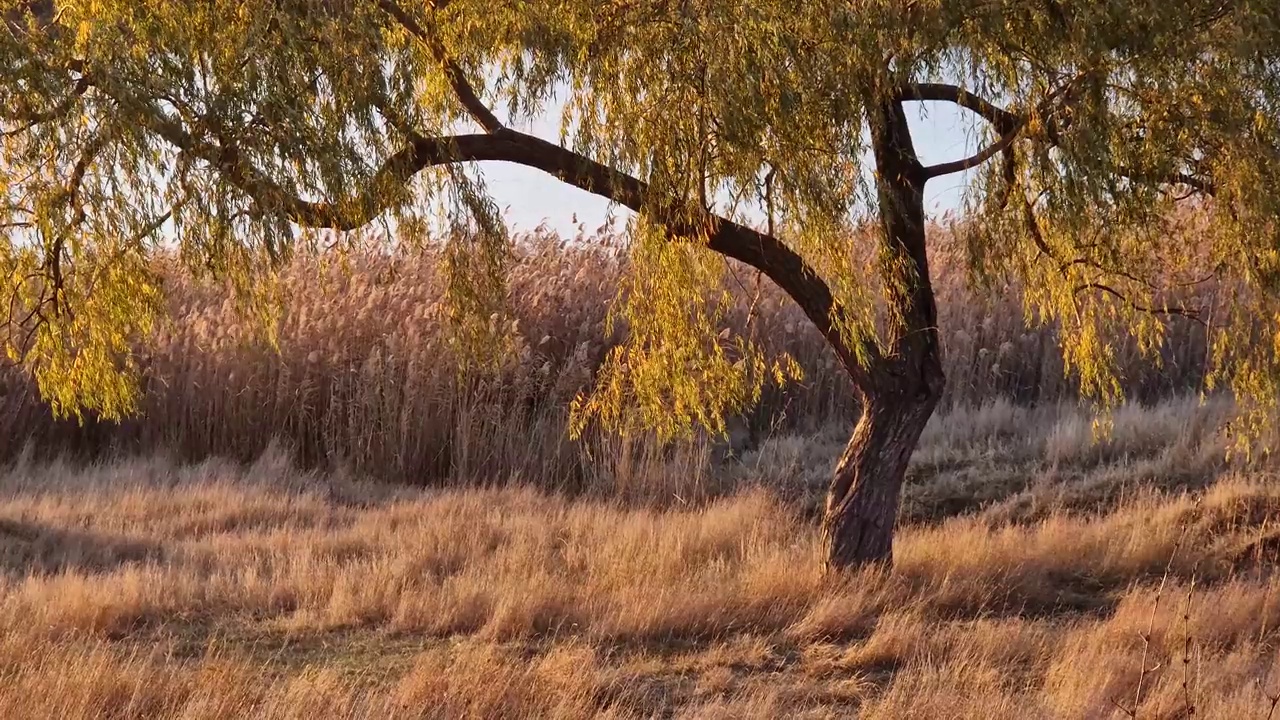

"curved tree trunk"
[821,385,941,569]
[820,95,945,571]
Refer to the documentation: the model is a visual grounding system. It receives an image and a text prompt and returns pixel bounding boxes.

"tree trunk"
[821,387,940,569]
[820,95,945,571]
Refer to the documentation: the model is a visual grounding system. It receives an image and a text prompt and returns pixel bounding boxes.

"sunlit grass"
[1,401,1276,718]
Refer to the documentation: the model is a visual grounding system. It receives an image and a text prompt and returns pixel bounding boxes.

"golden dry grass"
[2,401,1278,719]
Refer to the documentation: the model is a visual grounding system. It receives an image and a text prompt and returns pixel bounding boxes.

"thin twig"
[1180,570,1198,718]
[1074,282,1206,325]
[1117,520,1189,718]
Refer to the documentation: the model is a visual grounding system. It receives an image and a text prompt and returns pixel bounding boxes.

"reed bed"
[0,225,1214,488]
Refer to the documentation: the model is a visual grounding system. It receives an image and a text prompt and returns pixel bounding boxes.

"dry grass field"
[3,397,1279,719]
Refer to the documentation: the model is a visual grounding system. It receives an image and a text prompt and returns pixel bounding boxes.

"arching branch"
[897,83,1020,134]
[103,79,882,390]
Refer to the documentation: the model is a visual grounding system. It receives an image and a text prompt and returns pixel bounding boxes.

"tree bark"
[821,386,940,569]
[820,96,945,571]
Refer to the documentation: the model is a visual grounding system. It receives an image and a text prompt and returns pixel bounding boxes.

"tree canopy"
[3,1,1279,441]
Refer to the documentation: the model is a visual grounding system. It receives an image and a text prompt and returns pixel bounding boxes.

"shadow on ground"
[0,517,166,575]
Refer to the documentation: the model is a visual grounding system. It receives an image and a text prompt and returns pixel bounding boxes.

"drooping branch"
[374,0,504,133]
[1118,166,1217,196]
[1,73,92,137]
[1075,282,1207,324]
[996,137,1214,327]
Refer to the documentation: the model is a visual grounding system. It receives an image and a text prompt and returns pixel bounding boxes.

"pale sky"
[480,100,985,236]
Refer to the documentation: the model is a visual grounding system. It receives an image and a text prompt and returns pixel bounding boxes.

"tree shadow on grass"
[0,516,166,576]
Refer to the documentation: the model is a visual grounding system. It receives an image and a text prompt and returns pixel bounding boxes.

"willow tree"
[3,1,1279,568]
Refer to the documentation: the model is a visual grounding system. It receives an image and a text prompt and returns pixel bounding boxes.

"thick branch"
[108,80,880,387]
[897,83,1021,133]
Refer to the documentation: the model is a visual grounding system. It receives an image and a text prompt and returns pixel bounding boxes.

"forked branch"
[898,83,1025,180]
[899,79,1220,199]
